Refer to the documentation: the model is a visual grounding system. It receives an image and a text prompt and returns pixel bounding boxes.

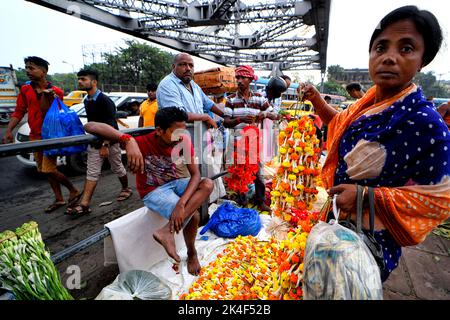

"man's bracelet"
[236,117,241,124]
[119,134,133,149]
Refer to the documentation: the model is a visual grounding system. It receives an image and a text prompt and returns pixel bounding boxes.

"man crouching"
[84,107,213,275]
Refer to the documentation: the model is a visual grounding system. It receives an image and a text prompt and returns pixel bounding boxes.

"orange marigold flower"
[290,273,298,284]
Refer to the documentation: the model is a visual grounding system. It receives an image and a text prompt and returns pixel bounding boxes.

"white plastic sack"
[96,270,172,300]
[303,220,383,300]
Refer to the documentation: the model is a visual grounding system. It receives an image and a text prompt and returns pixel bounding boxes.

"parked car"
[15,92,147,174]
[63,90,87,107]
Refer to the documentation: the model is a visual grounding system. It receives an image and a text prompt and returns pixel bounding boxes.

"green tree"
[327,65,345,82]
[414,71,450,98]
[84,40,173,90]
[320,80,349,97]
[49,73,78,93]
[15,68,28,85]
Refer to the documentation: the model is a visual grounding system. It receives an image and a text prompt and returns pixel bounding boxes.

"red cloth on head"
[235,65,258,81]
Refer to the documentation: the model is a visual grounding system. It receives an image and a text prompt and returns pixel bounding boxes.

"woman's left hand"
[328,184,358,213]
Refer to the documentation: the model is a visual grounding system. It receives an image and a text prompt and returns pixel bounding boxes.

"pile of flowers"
[271,116,322,226]
[0,221,73,300]
[271,227,309,300]
[180,235,280,300]
[224,125,260,194]
[181,209,322,300]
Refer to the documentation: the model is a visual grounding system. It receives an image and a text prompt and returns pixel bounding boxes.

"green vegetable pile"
[433,221,450,240]
[0,221,73,300]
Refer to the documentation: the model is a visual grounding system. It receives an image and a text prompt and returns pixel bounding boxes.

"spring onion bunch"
[0,221,73,300]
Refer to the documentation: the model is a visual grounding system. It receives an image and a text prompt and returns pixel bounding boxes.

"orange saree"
[322,85,450,246]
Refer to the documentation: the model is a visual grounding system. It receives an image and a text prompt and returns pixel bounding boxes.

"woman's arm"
[298,83,338,125]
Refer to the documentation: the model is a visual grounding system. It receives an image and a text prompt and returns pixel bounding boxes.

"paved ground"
[383,230,450,300]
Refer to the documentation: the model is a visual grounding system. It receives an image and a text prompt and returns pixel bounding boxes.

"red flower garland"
[224,125,260,194]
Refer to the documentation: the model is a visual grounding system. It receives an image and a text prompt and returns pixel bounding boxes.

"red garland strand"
[224,125,260,194]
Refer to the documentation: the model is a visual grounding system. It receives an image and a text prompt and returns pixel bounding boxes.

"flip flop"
[44,201,67,213]
[65,204,91,218]
[117,187,133,201]
[67,191,83,208]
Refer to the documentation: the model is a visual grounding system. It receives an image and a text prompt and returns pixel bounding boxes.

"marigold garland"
[270,116,322,225]
[180,210,321,300]
[180,236,279,300]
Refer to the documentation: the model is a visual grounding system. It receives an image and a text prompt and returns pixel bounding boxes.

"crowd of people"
[1,5,449,280]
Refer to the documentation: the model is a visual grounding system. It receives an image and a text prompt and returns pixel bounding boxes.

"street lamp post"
[62,60,77,90]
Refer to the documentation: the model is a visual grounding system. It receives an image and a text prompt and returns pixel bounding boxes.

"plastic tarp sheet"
[104,207,186,273]
[100,203,273,299]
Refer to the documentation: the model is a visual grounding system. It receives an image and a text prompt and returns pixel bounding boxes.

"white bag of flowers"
[96,270,172,300]
[302,197,383,300]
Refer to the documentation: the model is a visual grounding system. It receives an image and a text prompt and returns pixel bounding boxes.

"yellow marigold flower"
[282,161,291,168]
[285,196,295,203]
[281,278,290,289]
[288,174,297,181]
[300,241,306,250]
[271,190,281,197]
[279,147,287,154]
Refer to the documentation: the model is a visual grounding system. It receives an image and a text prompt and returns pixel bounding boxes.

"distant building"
[329,68,373,89]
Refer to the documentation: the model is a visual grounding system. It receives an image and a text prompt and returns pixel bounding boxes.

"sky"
[1,0,449,83]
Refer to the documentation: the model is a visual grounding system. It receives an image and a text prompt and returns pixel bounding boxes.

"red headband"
[235,65,258,81]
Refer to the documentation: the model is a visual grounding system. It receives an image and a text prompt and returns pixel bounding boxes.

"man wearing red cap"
[223,65,276,212]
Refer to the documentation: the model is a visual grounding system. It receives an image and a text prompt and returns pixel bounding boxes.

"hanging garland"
[224,125,260,194]
[270,116,322,226]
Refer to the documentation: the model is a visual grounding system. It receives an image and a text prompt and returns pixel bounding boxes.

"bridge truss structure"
[27,0,330,73]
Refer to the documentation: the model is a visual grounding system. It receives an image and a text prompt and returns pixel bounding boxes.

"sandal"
[67,191,83,208]
[117,187,133,202]
[65,204,91,217]
[44,201,66,213]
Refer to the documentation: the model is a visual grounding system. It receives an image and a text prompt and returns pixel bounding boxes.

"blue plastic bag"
[200,202,262,238]
[41,97,87,157]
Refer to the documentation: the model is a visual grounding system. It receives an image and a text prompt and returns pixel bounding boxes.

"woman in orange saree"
[299,6,449,281]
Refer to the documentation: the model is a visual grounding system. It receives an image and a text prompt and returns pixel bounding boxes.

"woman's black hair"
[369,5,442,67]
[154,106,188,131]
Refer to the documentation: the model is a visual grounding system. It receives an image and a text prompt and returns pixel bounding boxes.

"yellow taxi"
[63,90,87,107]
[280,100,314,117]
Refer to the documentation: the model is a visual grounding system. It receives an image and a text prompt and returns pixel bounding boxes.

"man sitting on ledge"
[84,107,213,276]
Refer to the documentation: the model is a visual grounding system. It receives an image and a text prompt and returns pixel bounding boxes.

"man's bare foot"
[153,229,181,263]
[187,252,201,276]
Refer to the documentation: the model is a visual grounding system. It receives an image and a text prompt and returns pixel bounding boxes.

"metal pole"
[0,127,155,158]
